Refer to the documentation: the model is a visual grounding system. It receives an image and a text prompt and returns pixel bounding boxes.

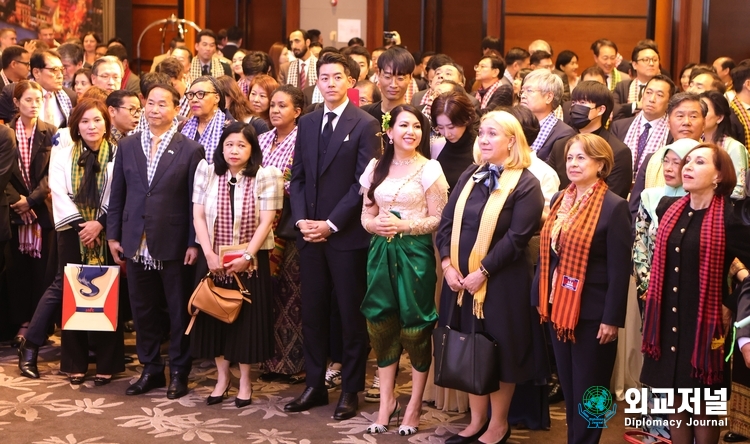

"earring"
[713,182,718,190]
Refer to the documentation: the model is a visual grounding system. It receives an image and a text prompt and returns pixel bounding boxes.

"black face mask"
[570,104,595,129]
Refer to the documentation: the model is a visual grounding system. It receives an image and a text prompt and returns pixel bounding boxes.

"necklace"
[392,154,419,166]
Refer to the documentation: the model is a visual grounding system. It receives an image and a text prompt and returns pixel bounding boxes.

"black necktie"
[318,112,336,171]
[202,65,210,76]
[638,83,646,101]
[635,122,651,172]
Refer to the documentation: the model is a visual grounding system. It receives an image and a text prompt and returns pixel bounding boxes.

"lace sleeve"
[361,188,379,233]
[408,174,449,235]
[633,203,654,299]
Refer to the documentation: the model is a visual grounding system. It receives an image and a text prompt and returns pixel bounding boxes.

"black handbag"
[274,195,296,240]
[432,299,500,395]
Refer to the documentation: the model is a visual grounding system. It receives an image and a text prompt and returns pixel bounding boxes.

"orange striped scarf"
[538,180,608,341]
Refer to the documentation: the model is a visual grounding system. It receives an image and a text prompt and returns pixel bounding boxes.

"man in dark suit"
[284,52,379,420]
[107,83,204,399]
[547,81,632,199]
[612,41,661,121]
[220,26,242,61]
[0,49,76,126]
[520,69,576,161]
[0,45,30,89]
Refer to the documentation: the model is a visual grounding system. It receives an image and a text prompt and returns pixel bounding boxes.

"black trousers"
[127,258,192,375]
[549,319,618,444]
[299,242,368,392]
[26,229,124,374]
[7,225,55,325]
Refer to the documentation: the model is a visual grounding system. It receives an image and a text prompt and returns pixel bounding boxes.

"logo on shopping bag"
[578,386,617,428]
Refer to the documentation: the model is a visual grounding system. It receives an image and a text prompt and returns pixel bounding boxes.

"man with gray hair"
[90,55,123,94]
[56,43,83,89]
[520,69,575,161]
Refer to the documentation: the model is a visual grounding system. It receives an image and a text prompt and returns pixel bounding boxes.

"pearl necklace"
[392,154,419,166]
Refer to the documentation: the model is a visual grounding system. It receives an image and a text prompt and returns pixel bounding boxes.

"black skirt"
[189,250,274,364]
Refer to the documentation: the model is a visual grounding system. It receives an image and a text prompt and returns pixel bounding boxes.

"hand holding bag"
[432,297,500,395]
[184,272,251,334]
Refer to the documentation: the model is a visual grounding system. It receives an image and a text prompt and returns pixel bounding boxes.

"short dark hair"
[68,99,111,144]
[481,55,505,78]
[106,89,139,108]
[73,67,91,84]
[591,39,618,56]
[196,29,217,45]
[342,45,370,63]
[140,72,172,98]
[646,74,677,97]
[690,69,725,93]
[290,29,310,41]
[530,50,552,66]
[348,37,365,47]
[272,84,306,122]
[242,51,271,77]
[316,51,350,77]
[83,32,102,44]
[682,143,736,196]
[168,36,184,50]
[732,63,750,93]
[1,45,27,70]
[481,36,502,53]
[667,92,707,117]
[505,47,530,66]
[146,82,181,106]
[106,37,125,48]
[155,56,184,80]
[30,49,61,72]
[226,26,242,42]
[105,44,128,62]
[580,65,606,82]
[631,41,659,64]
[346,57,360,82]
[426,53,452,72]
[376,46,415,76]
[213,122,263,177]
[571,80,614,123]
[555,50,578,71]
[57,42,83,64]
[307,29,321,42]
[355,79,381,102]
[431,90,477,130]
[191,75,227,111]
[504,105,540,145]
[13,79,43,103]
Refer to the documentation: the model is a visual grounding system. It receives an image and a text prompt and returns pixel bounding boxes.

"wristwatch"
[242,251,254,262]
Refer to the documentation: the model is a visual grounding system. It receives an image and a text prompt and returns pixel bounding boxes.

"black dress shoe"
[284,386,329,412]
[94,376,112,386]
[167,372,189,399]
[11,335,24,349]
[126,372,166,395]
[69,375,86,385]
[725,432,749,442]
[18,338,40,379]
[445,420,490,444]
[333,391,359,420]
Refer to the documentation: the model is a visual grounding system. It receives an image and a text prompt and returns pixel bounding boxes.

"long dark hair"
[213,122,263,177]
[367,104,430,205]
[700,90,732,144]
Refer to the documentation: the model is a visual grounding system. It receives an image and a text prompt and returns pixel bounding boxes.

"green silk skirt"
[361,231,438,372]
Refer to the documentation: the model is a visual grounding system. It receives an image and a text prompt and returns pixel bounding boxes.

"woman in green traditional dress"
[359,104,448,436]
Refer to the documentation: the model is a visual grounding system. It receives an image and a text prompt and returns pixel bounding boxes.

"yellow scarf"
[449,165,523,318]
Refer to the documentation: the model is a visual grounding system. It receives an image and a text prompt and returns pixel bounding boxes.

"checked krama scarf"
[539,179,608,341]
[642,195,726,385]
[14,118,42,258]
[214,171,256,282]
[181,109,227,164]
[730,95,750,148]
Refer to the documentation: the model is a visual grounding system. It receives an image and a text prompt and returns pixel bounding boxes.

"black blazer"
[0,125,15,242]
[730,111,748,147]
[5,119,57,229]
[609,115,636,142]
[0,83,76,126]
[535,118,576,162]
[106,132,204,261]
[531,190,632,327]
[289,101,380,251]
[546,128,633,199]
[612,79,635,121]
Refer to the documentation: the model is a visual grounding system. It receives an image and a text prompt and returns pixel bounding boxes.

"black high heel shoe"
[206,383,231,405]
[478,427,511,444]
[445,420,490,444]
[235,395,252,408]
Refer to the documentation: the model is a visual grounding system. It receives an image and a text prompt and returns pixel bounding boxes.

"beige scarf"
[449,165,523,318]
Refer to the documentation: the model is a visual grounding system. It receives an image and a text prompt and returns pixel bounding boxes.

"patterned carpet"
[0,332,635,444]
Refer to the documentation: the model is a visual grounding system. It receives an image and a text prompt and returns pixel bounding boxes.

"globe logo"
[578,386,617,428]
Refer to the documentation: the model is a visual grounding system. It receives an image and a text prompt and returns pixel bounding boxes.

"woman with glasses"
[180,76,234,164]
[257,84,305,383]
[6,80,57,350]
[249,74,279,129]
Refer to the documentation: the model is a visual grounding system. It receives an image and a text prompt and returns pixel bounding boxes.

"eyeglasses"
[43,66,64,75]
[116,106,142,117]
[636,57,660,65]
[94,73,122,82]
[474,64,491,71]
[520,87,542,96]
[359,97,372,105]
[185,90,218,100]
[13,59,30,67]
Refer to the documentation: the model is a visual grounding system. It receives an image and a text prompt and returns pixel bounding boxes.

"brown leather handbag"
[184,272,251,334]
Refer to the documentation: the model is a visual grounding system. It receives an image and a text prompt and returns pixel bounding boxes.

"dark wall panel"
[705,0,750,63]
[438,0,484,82]
[385,0,422,53]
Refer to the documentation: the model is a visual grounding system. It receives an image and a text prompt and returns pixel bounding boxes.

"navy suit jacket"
[531,190,632,327]
[0,125,15,242]
[289,100,379,251]
[535,118,576,161]
[107,131,204,261]
[5,119,56,229]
